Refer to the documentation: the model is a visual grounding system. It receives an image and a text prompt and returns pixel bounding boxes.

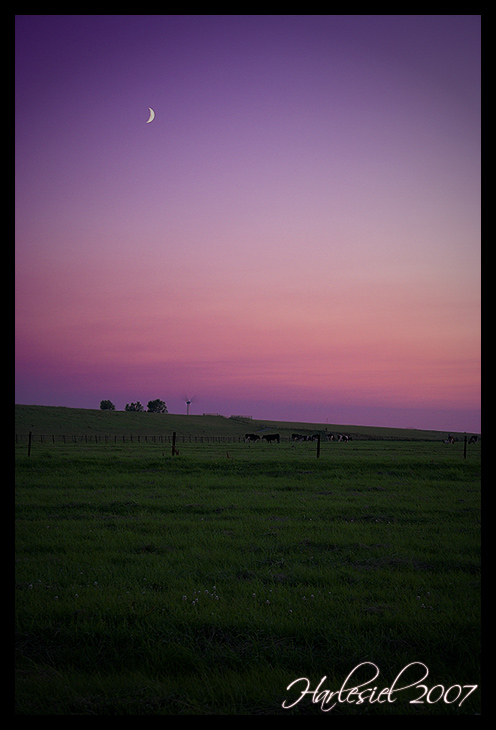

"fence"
[15,433,274,445]
[16,431,477,460]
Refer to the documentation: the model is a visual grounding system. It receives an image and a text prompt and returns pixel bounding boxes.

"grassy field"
[15,403,472,441]
[15,409,481,715]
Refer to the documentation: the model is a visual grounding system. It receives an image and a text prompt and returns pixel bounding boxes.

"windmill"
[183,395,194,415]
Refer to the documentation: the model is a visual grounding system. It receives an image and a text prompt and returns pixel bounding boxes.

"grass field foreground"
[15,438,481,714]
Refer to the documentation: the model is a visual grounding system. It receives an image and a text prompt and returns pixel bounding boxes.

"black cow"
[263,434,280,443]
[292,433,304,441]
[245,433,260,442]
[468,435,478,444]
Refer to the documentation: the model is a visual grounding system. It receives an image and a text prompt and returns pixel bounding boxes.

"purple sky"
[15,16,481,432]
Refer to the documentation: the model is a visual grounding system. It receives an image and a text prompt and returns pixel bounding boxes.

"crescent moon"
[146,107,155,124]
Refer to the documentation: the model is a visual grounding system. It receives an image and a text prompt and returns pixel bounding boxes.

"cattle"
[336,433,349,442]
[262,433,280,443]
[468,435,478,444]
[292,433,304,441]
[444,435,455,444]
[245,433,260,442]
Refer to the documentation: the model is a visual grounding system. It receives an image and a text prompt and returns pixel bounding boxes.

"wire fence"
[15,433,279,445]
[15,432,479,463]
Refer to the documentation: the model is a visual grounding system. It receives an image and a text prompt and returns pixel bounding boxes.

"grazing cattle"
[336,433,349,442]
[245,433,260,442]
[444,435,455,444]
[262,433,280,443]
[468,435,478,444]
[292,433,305,441]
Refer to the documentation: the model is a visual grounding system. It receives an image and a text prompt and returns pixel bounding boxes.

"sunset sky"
[15,15,481,432]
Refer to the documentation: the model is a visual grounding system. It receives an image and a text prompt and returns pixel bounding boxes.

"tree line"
[99,399,168,413]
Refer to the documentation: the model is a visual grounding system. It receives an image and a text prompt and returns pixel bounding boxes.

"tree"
[147,399,168,413]
[100,400,115,411]
[125,402,145,412]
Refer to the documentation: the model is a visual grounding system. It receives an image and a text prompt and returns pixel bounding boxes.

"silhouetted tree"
[125,402,145,412]
[147,399,168,413]
[100,400,115,411]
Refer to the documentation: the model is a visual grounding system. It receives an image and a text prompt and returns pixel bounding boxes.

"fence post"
[172,431,177,456]
[316,434,321,458]
[464,432,467,460]
[28,431,32,457]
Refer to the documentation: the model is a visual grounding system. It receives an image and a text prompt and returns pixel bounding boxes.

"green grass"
[15,403,471,441]
[15,438,481,714]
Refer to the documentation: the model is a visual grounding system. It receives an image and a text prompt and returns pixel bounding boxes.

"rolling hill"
[14,404,463,441]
